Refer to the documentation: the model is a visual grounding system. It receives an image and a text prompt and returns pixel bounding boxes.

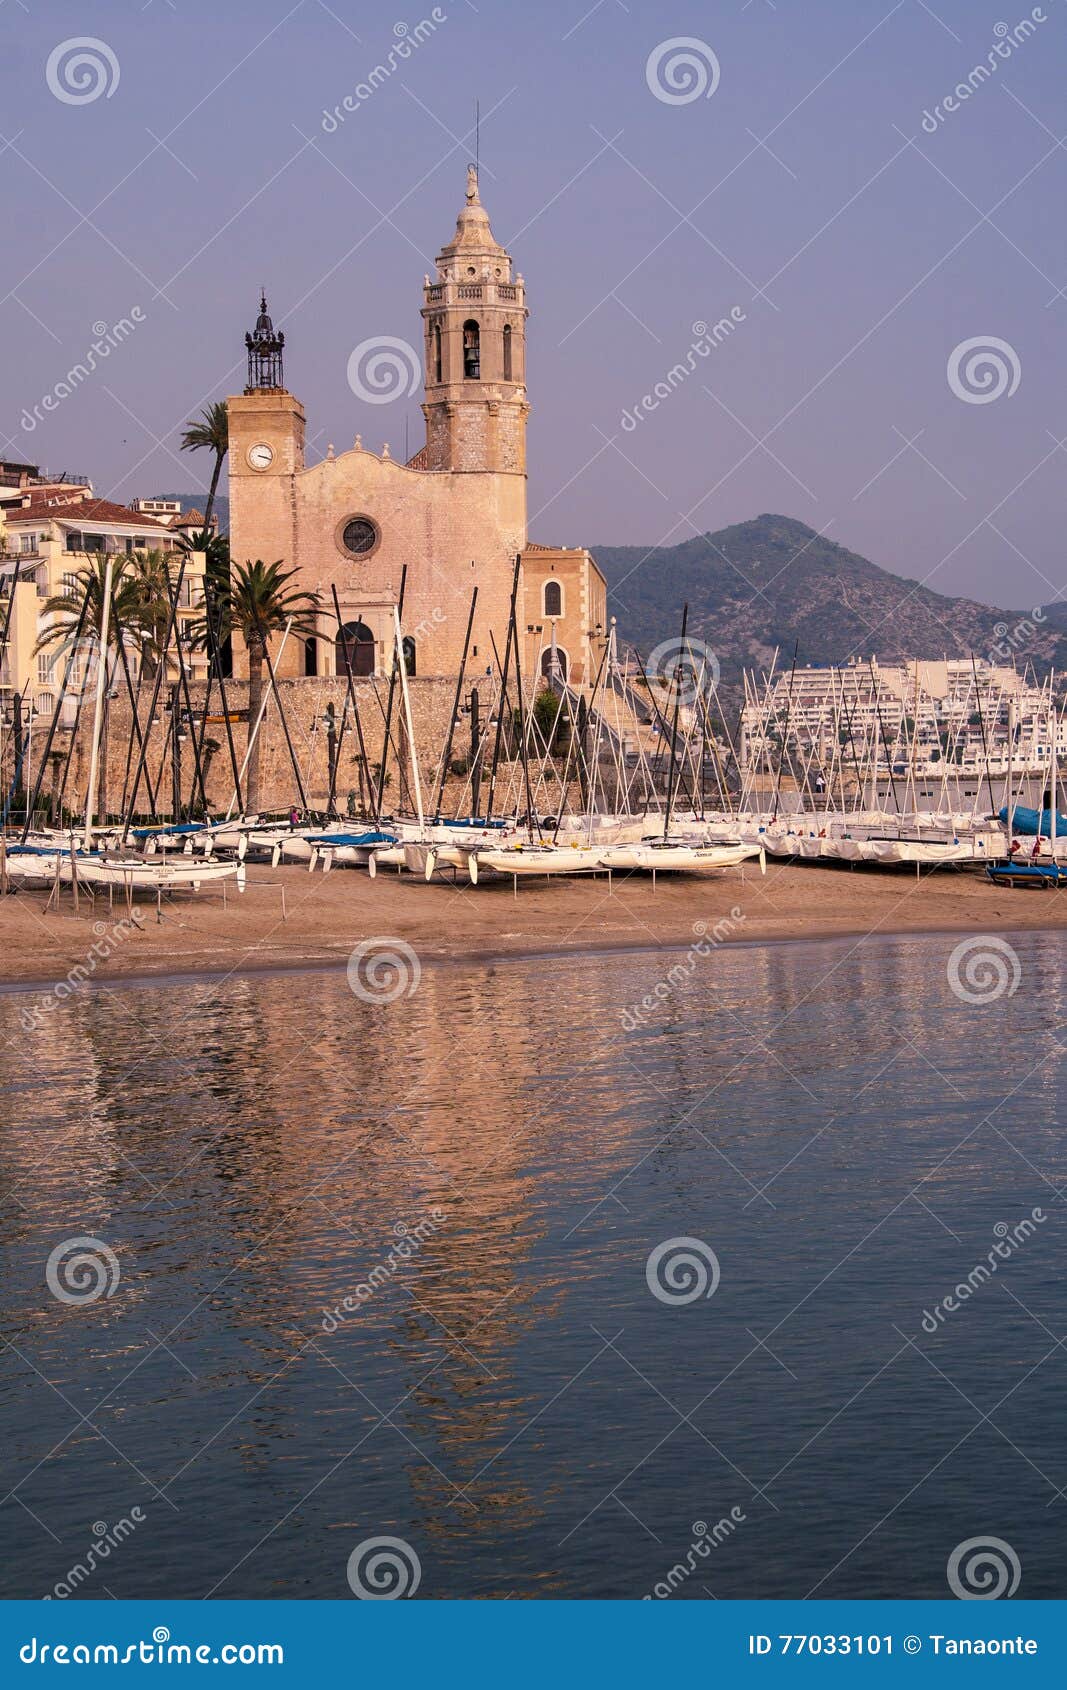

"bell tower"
[228,291,304,636]
[420,166,528,475]
[228,290,305,481]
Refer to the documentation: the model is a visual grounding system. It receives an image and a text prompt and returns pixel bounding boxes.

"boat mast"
[485,555,521,823]
[83,555,115,850]
[508,567,537,838]
[430,586,477,820]
[330,584,376,821]
[20,577,92,843]
[223,620,291,821]
[375,563,408,816]
[662,603,689,840]
[393,604,424,829]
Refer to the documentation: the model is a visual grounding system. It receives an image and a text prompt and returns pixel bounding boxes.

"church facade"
[227,167,607,693]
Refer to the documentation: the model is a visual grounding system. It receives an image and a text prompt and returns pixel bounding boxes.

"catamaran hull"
[599,842,764,873]
[469,847,603,882]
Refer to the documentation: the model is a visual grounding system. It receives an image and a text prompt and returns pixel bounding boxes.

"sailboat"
[987,693,1067,888]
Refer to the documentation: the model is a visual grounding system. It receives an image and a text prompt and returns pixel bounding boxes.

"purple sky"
[3,0,1066,612]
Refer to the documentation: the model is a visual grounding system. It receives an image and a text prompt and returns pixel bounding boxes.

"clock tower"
[228,292,306,482]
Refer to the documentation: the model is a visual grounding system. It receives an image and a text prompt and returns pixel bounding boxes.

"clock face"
[247,442,274,471]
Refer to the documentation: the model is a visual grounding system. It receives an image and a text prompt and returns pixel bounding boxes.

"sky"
[2,0,1066,613]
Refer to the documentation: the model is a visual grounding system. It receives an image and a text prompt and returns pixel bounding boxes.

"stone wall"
[47,674,549,821]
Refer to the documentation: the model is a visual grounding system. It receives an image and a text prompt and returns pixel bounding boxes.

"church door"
[337,621,375,678]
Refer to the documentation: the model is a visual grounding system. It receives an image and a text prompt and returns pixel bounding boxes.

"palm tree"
[35,555,171,821]
[179,530,231,672]
[179,401,229,534]
[126,548,183,677]
[210,559,320,813]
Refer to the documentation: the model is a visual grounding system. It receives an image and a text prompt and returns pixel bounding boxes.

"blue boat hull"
[986,860,1067,888]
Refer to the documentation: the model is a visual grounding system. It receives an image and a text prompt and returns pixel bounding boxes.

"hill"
[590,515,1066,684]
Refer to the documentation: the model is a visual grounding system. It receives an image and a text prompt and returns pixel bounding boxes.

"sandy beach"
[0,858,1064,992]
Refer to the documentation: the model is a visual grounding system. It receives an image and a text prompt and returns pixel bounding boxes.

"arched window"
[402,635,417,677]
[503,323,513,381]
[304,636,318,677]
[336,620,375,678]
[462,319,480,379]
[541,645,569,683]
[432,322,442,384]
[543,579,562,618]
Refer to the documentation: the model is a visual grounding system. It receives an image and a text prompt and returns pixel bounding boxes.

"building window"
[36,692,55,718]
[401,635,416,678]
[503,323,513,381]
[65,532,82,551]
[462,319,480,379]
[432,322,442,384]
[340,516,380,558]
[304,636,318,677]
[336,620,375,678]
[543,579,563,618]
[19,533,36,553]
[37,654,53,684]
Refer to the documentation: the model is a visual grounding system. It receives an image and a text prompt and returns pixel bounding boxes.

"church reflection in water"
[3,933,1064,1598]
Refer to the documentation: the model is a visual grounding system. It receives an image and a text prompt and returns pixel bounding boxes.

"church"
[227,166,607,694]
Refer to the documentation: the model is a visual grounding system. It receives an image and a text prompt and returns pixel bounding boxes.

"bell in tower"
[419,166,528,475]
[245,291,286,393]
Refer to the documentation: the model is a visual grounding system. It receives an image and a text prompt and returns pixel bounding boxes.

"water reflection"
[1,930,1065,1598]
